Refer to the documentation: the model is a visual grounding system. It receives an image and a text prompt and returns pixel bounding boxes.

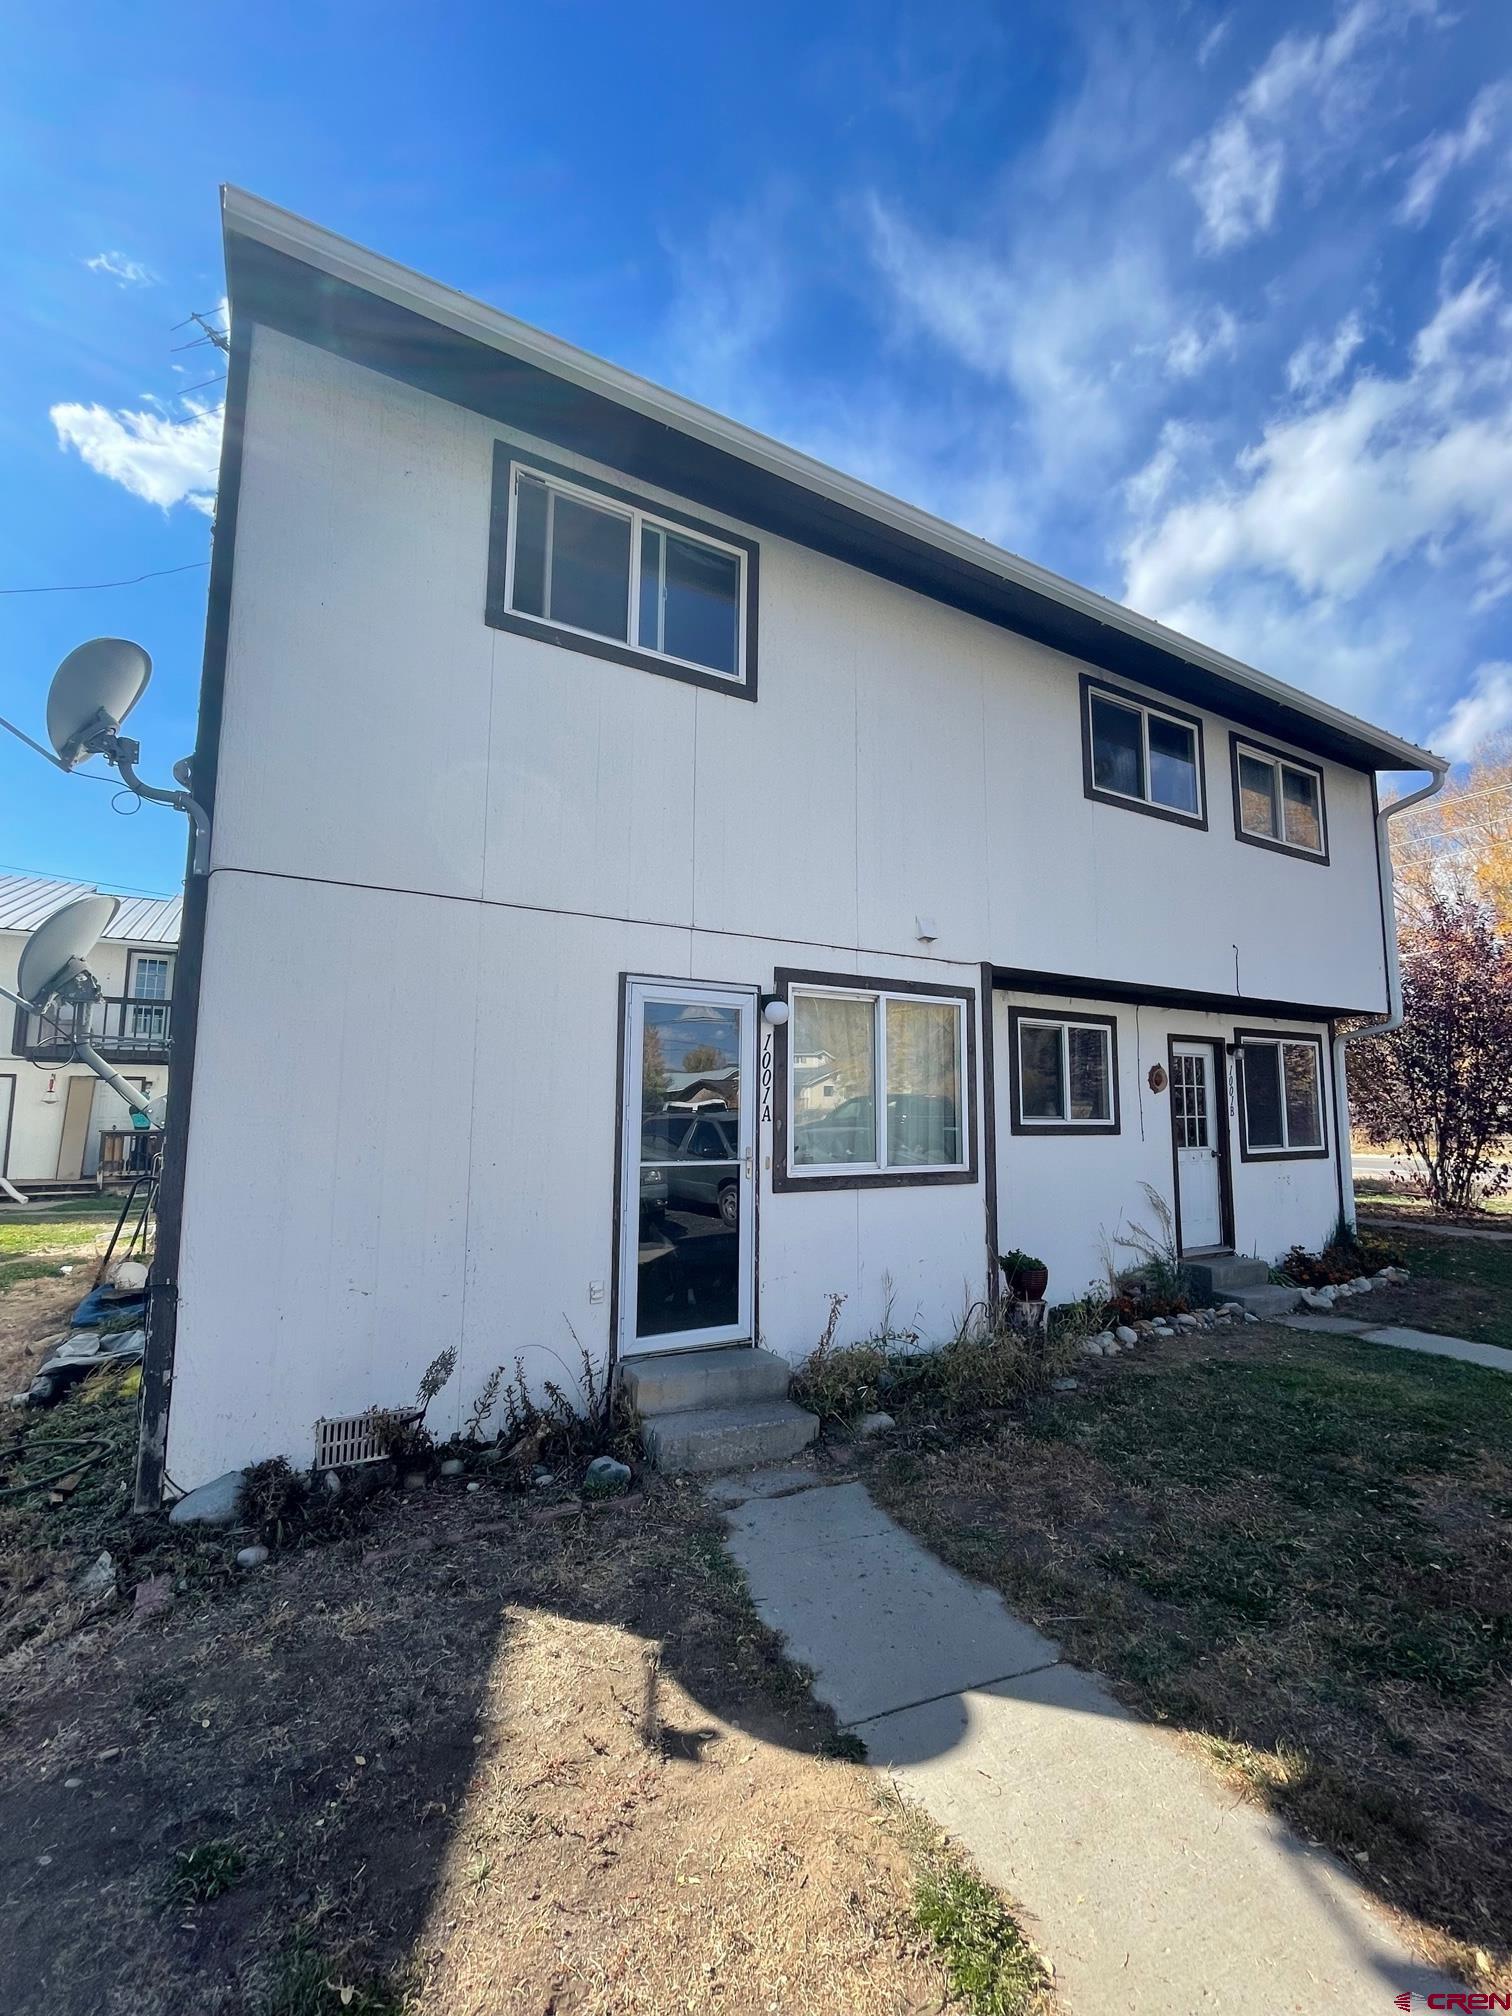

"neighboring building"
[138,189,1446,1497]
[0,874,180,1186]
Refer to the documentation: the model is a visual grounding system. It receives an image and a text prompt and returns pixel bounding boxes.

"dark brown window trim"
[1233,1026,1331,1162]
[1079,673,1209,831]
[771,966,979,1192]
[1229,733,1330,865]
[484,442,760,702]
[1007,1006,1122,1136]
[1164,1034,1234,1256]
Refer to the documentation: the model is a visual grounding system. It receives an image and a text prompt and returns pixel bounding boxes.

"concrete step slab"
[1229,1282,1301,1319]
[1187,1254,1271,1296]
[642,1398,818,1474]
[620,1344,790,1417]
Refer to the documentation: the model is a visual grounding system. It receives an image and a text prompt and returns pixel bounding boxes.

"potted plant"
[999,1249,1049,1301]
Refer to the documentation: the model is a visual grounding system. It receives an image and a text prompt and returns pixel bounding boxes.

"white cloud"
[1124,269,1512,616]
[1124,420,1203,515]
[1166,306,1239,378]
[1178,0,1442,252]
[1197,19,1230,69]
[1286,311,1366,396]
[50,399,222,515]
[1429,661,1512,760]
[84,250,156,288]
[1397,84,1507,225]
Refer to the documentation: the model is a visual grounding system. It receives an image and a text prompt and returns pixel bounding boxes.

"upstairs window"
[489,449,757,696]
[1081,677,1205,827]
[1238,1034,1326,1157]
[1232,739,1327,861]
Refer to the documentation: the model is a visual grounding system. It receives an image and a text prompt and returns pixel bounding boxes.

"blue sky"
[2,0,1509,896]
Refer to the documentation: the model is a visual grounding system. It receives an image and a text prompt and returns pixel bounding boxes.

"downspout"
[1334,764,1449,1230]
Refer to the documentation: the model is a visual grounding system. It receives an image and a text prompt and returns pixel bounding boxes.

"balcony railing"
[14,995,173,1064]
[98,1128,165,1181]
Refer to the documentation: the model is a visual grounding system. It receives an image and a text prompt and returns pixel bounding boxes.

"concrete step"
[1227,1282,1301,1320]
[620,1345,791,1418]
[642,1399,819,1475]
[1187,1254,1271,1297]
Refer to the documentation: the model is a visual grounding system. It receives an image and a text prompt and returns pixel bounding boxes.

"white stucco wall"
[164,324,1385,1484]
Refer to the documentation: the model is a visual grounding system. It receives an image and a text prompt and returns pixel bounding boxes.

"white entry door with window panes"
[128,953,172,1044]
[1172,1042,1224,1250]
[618,980,756,1356]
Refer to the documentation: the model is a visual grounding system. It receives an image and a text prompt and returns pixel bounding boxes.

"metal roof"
[222,186,1446,780]
[0,873,181,945]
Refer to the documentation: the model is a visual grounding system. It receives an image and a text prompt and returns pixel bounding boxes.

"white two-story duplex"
[136,189,1446,1499]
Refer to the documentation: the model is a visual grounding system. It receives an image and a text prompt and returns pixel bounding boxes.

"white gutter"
[221,186,1441,778]
[1335,766,1449,1230]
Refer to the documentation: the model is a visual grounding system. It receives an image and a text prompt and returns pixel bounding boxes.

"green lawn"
[1356,1175,1512,1221]
[868,1313,1512,1986]
[1356,1225,1512,1353]
[0,1199,138,1297]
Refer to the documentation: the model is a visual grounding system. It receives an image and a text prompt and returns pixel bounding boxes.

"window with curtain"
[1233,741,1326,857]
[788,986,967,1176]
[1240,1037,1324,1153]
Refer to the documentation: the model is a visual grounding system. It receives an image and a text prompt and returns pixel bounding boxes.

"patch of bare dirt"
[0,1481,948,2015]
[0,1276,80,1396]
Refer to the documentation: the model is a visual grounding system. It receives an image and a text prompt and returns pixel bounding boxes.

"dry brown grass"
[865,1317,1512,1990]
[0,1460,963,2015]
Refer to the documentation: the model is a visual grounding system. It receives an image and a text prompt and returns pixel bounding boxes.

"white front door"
[619,980,756,1357]
[1172,1041,1224,1251]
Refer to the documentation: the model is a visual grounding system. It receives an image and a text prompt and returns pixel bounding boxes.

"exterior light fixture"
[760,996,790,1027]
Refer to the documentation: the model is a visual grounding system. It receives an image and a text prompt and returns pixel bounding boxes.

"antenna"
[0,636,211,873]
[0,896,154,1120]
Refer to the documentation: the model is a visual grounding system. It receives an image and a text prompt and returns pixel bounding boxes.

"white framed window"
[1237,1034,1326,1157]
[1010,1010,1120,1134]
[781,981,971,1182]
[126,952,173,1044]
[497,454,752,686]
[1232,738,1327,860]
[1082,676,1205,826]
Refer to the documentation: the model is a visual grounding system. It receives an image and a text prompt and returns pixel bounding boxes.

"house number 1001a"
[761,1033,773,1123]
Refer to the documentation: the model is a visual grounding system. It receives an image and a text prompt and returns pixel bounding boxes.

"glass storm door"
[620,980,756,1356]
[1172,1041,1224,1251]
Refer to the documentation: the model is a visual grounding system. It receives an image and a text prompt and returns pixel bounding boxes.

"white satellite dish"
[16,894,118,1007]
[0,895,152,1122]
[46,638,152,770]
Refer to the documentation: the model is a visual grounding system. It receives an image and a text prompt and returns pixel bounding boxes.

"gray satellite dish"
[1,895,152,1123]
[46,638,152,770]
[16,894,118,1008]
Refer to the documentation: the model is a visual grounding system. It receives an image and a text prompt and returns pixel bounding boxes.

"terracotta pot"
[1004,1262,1049,1301]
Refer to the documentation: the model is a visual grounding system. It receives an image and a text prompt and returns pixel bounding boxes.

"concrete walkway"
[1281,1311,1512,1370]
[1358,1213,1512,1243]
[712,1468,1452,2015]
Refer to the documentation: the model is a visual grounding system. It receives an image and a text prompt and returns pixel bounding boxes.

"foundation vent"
[313,1411,390,1469]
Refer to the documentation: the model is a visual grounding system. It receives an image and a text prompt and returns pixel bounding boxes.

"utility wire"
[0,560,209,597]
[0,860,176,899]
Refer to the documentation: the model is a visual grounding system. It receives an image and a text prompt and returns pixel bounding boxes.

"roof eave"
[220,186,1446,781]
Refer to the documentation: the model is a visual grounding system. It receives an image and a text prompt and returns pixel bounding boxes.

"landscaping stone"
[582,1454,633,1498]
[1351,1276,1373,1292]
[1051,1378,1079,1393]
[1115,1326,1138,1346]
[77,1551,115,1599]
[132,1572,174,1622]
[167,1469,245,1527]
[236,1545,269,1569]
[1174,1315,1198,1331]
[402,1470,428,1491]
[439,1457,465,1477]
[321,1469,343,1496]
[857,1411,896,1438]
[531,1468,555,1488]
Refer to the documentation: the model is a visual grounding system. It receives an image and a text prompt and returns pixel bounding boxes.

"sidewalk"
[713,1469,1453,2015]
[1281,1311,1512,1370]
